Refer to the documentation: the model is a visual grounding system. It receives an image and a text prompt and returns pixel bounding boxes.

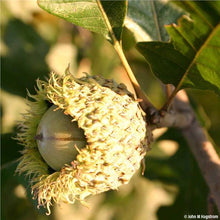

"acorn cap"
[16,70,149,214]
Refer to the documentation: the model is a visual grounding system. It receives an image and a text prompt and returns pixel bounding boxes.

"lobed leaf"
[137,1,220,96]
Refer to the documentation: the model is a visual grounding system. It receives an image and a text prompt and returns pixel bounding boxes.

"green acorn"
[35,104,87,171]
[16,69,149,214]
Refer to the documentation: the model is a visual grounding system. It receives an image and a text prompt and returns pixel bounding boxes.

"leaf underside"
[137,1,220,96]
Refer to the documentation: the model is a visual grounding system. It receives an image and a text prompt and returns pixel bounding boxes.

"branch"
[150,90,220,211]
[178,91,220,212]
[148,106,194,130]
[183,116,220,212]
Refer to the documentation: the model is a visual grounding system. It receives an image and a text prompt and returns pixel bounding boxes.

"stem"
[177,91,220,212]
[153,90,220,211]
[183,120,220,212]
[96,0,153,111]
[165,84,173,99]
[150,109,194,130]
[161,87,178,111]
[113,41,153,110]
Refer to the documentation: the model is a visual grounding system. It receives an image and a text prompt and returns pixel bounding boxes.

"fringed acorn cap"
[16,70,149,214]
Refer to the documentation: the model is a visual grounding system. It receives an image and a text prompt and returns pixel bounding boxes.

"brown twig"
[150,90,220,211]
[183,121,220,212]
[180,104,220,212]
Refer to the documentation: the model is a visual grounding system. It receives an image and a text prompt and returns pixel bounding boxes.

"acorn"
[35,105,87,171]
[16,69,149,215]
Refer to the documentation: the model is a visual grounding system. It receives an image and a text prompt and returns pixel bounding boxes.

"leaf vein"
[172,25,197,52]
[174,22,220,92]
[150,1,161,41]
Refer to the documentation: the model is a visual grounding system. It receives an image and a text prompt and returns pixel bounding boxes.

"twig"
[149,108,194,130]
[151,90,220,211]
[113,42,153,110]
[180,104,220,212]
[161,86,179,111]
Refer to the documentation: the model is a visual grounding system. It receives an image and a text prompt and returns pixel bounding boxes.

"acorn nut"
[36,105,86,171]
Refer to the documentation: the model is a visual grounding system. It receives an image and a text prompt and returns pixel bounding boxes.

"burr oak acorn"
[16,70,149,214]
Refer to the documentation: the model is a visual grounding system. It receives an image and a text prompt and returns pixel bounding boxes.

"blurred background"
[1,1,220,219]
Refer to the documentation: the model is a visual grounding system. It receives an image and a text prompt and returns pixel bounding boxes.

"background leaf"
[1,19,49,97]
[38,0,127,43]
[125,0,184,42]
[137,1,220,96]
[145,128,219,218]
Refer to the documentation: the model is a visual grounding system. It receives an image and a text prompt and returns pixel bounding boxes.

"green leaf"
[125,0,184,42]
[1,19,49,97]
[136,1,220,96]
[38,0,127,43]
[100,1,127,42]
